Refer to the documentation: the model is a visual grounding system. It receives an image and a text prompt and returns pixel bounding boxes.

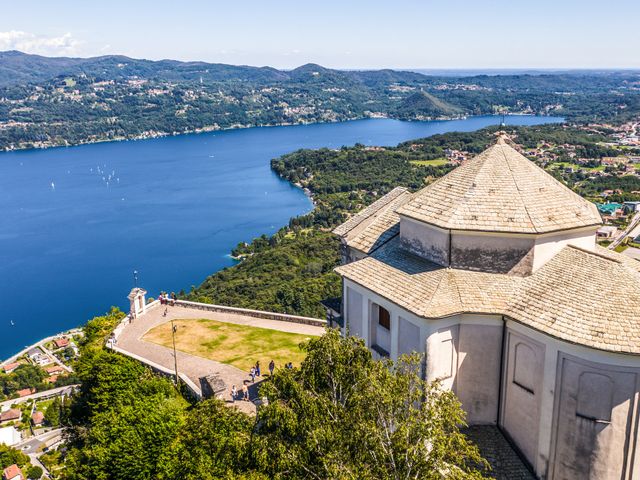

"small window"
[378,306,390,330]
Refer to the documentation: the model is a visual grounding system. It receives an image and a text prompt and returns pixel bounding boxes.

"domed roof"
[396,135,602,234]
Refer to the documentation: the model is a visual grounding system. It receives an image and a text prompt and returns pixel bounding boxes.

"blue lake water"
[0,115,562,359]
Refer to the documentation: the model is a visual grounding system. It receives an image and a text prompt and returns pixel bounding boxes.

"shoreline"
[0,112,542,155]
[1,327,82,367]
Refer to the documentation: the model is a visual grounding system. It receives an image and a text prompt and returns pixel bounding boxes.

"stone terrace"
[112,301,325,414]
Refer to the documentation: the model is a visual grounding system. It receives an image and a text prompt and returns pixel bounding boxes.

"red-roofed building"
[31,411,44,426]
[1,363,20,374]
[45,365,64,375]
[2,464,23,480]
[53,338,70,349]
[16,388,35,398]
[0,409,21,424]
[45,375,58,384]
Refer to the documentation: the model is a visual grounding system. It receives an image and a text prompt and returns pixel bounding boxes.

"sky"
[1,0,639,69]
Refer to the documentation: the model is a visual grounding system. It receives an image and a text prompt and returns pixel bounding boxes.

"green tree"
[44,397,62,427]
[63,349,185,480]
[157,399,263,480]
[252,329,488,479]
[26,465,43,479]
[0,444,29,469]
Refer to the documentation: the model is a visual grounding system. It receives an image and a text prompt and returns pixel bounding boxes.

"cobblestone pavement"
[464,426,536,479]
[115,303,325,414]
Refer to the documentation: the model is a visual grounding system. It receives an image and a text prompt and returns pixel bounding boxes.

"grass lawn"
[143,318,314,371]
[36,398,53,410]
[410,158,449,167]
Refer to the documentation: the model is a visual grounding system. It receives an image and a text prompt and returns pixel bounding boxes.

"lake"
[0,115,562,359]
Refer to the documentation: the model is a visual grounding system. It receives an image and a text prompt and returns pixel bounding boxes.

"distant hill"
[0,50,291,86]
[395,91,463,119]
[1,50,639,152]
[0,51,425,87]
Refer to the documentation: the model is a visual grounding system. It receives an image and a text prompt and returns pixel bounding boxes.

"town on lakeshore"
[3,2,640,479]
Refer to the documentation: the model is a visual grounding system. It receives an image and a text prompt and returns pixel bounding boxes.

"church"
[333,135,640,479]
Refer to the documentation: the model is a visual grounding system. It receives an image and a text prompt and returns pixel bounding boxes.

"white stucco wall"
[532,226,597,271]
[506,320,640,479]
[345,287,364,338]
[399,216,450,266]
[342,279,640,480]
[500,329,545,467]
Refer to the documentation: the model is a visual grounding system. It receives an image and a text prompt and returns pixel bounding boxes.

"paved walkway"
[464,426,535,479]
[115,303,324,414]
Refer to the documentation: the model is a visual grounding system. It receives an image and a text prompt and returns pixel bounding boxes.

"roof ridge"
[446,268,465,312]
[333,186,408,236]
[500,143,538,233]
[425,268,451,312]
[427,147,492,223]
[566,244,622,263]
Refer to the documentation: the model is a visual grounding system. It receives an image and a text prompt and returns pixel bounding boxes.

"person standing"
[250,366,255,383]
[255,361,261,377]
[242,383,249,401]
[231,385,237,402]
[269,359,275,377]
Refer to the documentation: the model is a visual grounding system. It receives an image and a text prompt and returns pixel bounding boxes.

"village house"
[0,409,21,425]
[596,225,618,239]
[53,337,70,349]
[1,363,20,374]
[16,388,35,398]
[45,365,65,376]
[334,135,640,479]
[26,347,49,367]
[2,464,23,480]
[31,411,44,427]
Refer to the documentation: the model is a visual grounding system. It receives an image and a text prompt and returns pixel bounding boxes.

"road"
[0,385,78,410]
[16,427,63,454]
[609,211,640,249]
[15,428,64,479]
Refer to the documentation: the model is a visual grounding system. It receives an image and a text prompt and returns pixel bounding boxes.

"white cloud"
[0,30,82,56]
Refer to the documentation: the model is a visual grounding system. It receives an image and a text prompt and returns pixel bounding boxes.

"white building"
[0,426,21,447]
[334,135,640,479]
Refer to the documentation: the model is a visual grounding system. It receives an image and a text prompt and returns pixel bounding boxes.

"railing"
[173,299,327,327]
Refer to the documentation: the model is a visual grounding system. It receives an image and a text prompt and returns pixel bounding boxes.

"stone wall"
[174,300,326,327]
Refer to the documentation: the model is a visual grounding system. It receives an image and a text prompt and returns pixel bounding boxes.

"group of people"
[230,359,285,403]
[231,383,249,402]
[159,292,177,306]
